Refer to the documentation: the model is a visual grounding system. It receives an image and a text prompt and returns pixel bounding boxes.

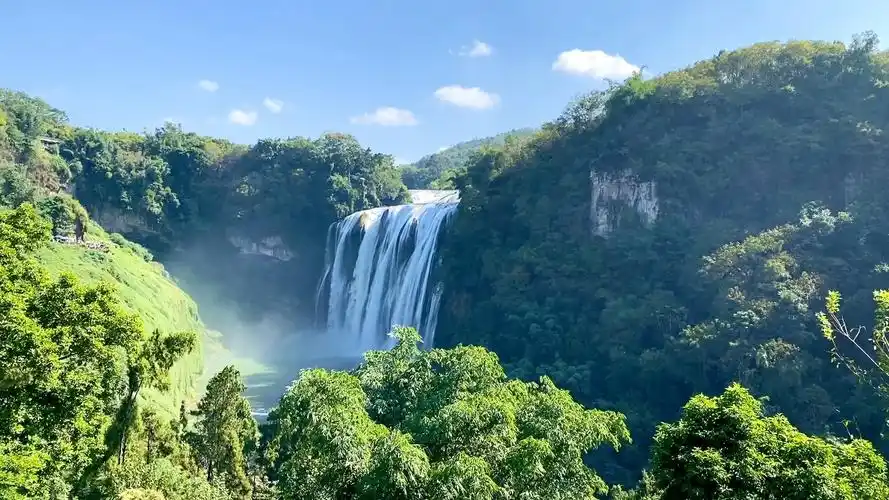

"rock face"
[93,206,154,235]
[590,169,659,236]
[227,234,294,262]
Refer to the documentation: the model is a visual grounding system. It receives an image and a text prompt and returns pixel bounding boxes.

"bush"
[0,161,36,208]
[36,193,87,236]
[103,459,231,500]
[118,489,167,500]
[110,232,154,261]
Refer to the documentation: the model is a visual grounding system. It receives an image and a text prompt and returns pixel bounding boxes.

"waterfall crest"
[316,190,458,352]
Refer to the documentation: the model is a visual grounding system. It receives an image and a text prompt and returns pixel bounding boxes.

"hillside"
[1,85,412,329]
[34,220,266,417]
[0,92,271,418]
[437,33,889,482]
[400,128,537,188]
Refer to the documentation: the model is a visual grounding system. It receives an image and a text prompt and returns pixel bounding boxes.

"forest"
[4,32,889,499]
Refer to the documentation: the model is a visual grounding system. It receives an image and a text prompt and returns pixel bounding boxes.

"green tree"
[189,365,258,499]
[647,383,889,499]
[115,329,198,464]
[267,326,630,499]
[0,204,144,491]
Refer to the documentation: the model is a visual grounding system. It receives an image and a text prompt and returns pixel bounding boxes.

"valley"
[3,31,889,499]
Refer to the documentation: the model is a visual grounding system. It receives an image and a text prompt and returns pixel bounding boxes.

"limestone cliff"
[590,169,659,236]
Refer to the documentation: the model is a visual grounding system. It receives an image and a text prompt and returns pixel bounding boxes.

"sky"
[4,0,889,164]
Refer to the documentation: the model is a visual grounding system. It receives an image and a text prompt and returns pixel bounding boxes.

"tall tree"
[189,365,258,499]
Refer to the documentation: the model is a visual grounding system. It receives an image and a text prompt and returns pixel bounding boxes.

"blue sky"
[4,0,888,163]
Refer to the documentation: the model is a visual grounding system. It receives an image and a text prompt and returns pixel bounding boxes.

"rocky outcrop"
[93,206,155,235]
[227,235,294,261]
[590,169,659,236]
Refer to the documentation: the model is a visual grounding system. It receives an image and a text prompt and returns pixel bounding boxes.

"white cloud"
[228,109,258,126]
[198,79,219,92]
[552,49,639,79]
[459,40,493,57]
[350,107,418,126]
[434,85,500,110]
[437,146,448,152]
[263,97,284,113]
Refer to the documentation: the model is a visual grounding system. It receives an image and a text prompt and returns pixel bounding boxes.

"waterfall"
[316,190,459,353]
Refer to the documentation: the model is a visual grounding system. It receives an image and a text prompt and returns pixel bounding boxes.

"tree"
[266,326,630,499]
[189,365,258,499]
[0,203,199,495]
[0,204,148,490]
[77,328,198,492]
[647,383,889,499]
[819,290,889,412]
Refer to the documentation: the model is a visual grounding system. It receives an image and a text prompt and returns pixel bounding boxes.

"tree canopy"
[266,326,630,499]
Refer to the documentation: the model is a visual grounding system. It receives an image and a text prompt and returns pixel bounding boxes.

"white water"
[316,190,459,352]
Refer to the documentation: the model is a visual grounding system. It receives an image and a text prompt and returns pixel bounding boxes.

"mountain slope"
[34,219,261,417]
[400,128,537,188]
[436,34,889,482]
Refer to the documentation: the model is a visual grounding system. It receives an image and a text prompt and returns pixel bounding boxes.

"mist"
[160,245,364,414]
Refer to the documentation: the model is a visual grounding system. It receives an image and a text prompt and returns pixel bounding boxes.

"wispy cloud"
[263,97,284,113]
[228,109,258,126]
[552,49,639,79]
[198,79,219,92]
[458,40,493,57]
[434,85,499,110]
[350,107,418,126]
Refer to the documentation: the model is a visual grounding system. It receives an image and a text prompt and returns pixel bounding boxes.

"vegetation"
[266,326,630,499]
[1,89,411,326]
[437,32,889,482]
[621,384,889,499]
[399,128,536,189]
[5,31,889,499]
[0,203,208,498]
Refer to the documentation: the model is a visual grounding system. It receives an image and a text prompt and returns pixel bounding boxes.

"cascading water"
[316,190,459,353]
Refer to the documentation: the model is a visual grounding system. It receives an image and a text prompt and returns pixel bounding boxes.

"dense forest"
[437,32,889,483]
[5,31,889,498]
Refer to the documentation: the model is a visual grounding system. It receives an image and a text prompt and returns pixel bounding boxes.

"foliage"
[400,128,536,189]
[188,366,258,499]
[266,326,630,499]
[106,458,231,500]
[0,203,217,497]
[0,203,141,490]
[647,383,889,499]
[437,33,889,482]
[36,193,89,235]
[0,161,36,208]
[0,89,68,162]
[819,290,889,414]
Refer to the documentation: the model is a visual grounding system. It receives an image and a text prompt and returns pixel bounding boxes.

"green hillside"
[35,219,266,417]
[400,127,537,188]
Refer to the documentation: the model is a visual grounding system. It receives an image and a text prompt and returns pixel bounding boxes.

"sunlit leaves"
[268,327,629,499]
[649,384,889,499]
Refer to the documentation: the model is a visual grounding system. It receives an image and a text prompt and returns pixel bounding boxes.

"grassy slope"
[36,223,268,418]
